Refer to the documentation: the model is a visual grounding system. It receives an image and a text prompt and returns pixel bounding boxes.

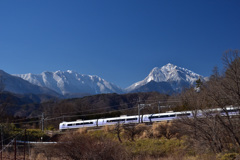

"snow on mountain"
[0,70,59,96]
[12,63,206,96]
[126,63,205,93]
[15,70,123,96]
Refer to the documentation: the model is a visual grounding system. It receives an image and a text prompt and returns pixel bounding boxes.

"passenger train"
[59,106,239,130]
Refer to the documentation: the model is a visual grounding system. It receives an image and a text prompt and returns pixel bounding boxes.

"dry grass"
[103,124,115,132]
[21,121,236,160]
[152,121,169,138]
[76,127,88,134]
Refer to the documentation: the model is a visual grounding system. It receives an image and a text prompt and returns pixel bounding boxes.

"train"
[59,106,239,130]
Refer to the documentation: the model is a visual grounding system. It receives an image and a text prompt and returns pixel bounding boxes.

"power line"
[11,120,40,125]
[8,108,137,125]
[45,107,140,121]
[10,102,140,123]
[0,130,23,153]
[43,101,169,122]
[9,101,140,123]
[8,99,182,125]
[11,115,43,122]
[43,99,182,118]
[0,130,24,144]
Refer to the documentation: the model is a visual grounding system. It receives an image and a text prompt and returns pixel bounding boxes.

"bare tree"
[175,50,240,153]
[208,50,240,147]
[222,49,240,105]
[122,123,147,141]
[114,122,122,143]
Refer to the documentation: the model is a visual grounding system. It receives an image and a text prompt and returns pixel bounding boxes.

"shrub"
[122,123,148,141]
[124,137,187,158]
[26,129,49,141]
[220,153,239,160]
[50,132,129,160]
[152,121,178,139]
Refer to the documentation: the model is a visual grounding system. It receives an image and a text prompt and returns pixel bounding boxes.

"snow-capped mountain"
[15,70,123,96]
[126,63,205,93]
[10,63,205,97]
[0,70,59,96]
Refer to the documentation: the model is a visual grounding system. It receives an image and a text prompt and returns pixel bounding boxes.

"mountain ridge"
[14,70,124,97]
[9,63,206,96]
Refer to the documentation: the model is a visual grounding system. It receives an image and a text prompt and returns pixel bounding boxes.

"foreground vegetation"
[1,121,240,159]
[26,121,240,160]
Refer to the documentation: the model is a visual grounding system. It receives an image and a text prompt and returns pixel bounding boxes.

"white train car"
[59,119,97,130]
[104,115,138,125]
[59,111,192,130]
[59,106,239,130]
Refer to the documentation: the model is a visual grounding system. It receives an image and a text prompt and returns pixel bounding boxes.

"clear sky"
[0,0,240,88]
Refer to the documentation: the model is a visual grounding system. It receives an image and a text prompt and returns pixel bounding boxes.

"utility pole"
[138,104,145,123]
[138,98,142,123]
[138,98,151,123]
[158,101,161,113]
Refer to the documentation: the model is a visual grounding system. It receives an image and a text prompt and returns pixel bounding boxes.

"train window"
[159,115,175,118]
[76,122,94,125]
[177,113,190,117]
[149,116,159,119]
[221,109,239,114]
[160,115,168,118]
[67,124,73,126]
[231,109,239,113]
[83,122,93,125]
[107,119,125,122]
[126,118,137,121]
[149,114,176,119]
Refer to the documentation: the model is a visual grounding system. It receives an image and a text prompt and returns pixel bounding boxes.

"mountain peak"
[126,63,205,93]
[161,63,178,71]
[151,63,177,74]
[164,63,176,68]
[66,70,74,74]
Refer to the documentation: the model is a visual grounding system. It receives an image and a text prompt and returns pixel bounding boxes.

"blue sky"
[0,0,240,88]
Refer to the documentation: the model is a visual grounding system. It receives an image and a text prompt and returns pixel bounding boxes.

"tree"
[222,49,240,105]
[195,78,203,88]
[210,66,220,81]
[114,122,122,143]
[175,50,240,153]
